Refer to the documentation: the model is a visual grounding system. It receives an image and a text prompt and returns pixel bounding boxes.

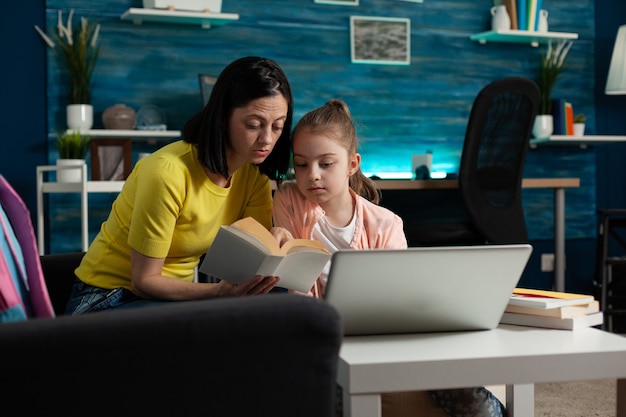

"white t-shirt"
[311,209,357,285]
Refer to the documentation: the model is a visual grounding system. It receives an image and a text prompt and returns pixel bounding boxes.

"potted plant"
[574,114,586,136]
[533,40,573,138]
[35,10,101,131]
[55,130,90,183]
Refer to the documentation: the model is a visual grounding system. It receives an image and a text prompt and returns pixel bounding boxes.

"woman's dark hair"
[183,56,293,183]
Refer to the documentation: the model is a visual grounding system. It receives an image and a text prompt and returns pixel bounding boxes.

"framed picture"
[90,139,132,181]
[314,0,358,5]
[350,16,411,65]
[198,74,217,108]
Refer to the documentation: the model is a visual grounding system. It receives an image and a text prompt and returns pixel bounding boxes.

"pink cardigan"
[273,181,407,297]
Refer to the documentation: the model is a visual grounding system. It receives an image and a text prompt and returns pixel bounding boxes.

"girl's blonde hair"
[292,99,380,204]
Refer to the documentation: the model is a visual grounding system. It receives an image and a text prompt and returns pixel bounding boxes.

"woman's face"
[226,95,289,170]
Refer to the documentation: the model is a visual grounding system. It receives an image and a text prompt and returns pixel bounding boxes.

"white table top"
[338,325,626,394]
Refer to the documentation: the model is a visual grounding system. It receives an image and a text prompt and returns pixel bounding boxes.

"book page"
[281,238,328,254]
[230,217,281,254]
[231,217,329,255]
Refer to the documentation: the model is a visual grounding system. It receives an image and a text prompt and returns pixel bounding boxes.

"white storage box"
[143,0,222,13]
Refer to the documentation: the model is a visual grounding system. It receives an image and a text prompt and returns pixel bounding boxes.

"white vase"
[56,159,86,183]
[532,115,554,139]
[66,104,93,132]
[491,5,511,31]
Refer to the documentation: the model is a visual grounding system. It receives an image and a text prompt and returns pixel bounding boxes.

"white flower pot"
[66,104,93,132]
[56,159,86,183]
[532,115,554,139]
[574,123,585,136]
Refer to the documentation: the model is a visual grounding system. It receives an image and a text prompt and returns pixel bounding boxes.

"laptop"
[323,244,532,336]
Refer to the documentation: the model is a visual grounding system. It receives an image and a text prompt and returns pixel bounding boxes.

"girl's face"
[292,127,360,206]
[226,95,288,172]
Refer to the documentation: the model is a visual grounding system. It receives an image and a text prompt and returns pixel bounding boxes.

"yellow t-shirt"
[76,140,273,290]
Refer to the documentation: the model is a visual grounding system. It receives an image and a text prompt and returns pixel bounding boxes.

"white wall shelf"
[65,129,181,144]
[36,164,124,254]
[470,30,578,47]
[529,135,626,149]
[120,8,239,29]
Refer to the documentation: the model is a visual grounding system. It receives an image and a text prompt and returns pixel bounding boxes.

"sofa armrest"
[0,294,342,417]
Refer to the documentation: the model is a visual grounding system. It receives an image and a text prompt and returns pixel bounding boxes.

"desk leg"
[342,390,381,417]
[506,384,534,417]
[554,187,565,292]
[617,379,626,416]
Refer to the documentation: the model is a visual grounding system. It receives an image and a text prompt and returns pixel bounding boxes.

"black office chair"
[593,209,626,332]
[406,76,540,246]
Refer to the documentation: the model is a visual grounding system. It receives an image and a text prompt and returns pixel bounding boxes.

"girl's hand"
[218,275,280,297]
[271,226,294,247]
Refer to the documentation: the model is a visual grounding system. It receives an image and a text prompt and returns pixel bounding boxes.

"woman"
[66,56,293,314]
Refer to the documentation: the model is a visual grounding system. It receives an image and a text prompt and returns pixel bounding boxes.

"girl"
[273,99,506,417]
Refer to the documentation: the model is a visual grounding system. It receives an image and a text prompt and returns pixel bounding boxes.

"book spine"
[517,0,527,32]
[500,311,603,330]
[503,0,518,30]
[534,0,543,30]
[551,98,565,135]
[565,102,574,135]
[527,0,537,32]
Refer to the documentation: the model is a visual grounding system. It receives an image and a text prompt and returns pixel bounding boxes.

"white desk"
[338,325,626,417]
[372,179,580,292]
[36,164,124,255]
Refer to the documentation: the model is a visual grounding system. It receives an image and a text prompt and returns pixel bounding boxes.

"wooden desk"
[338,325,626,417]
[372,179,580,292]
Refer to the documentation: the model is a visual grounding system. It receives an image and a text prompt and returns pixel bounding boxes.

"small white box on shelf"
[143,0,222,13]
[411,153,432,179]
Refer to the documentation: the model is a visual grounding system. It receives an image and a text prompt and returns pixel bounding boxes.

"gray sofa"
[0,270,342,416]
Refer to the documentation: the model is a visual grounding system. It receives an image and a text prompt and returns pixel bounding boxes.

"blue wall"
[4,0,626,293]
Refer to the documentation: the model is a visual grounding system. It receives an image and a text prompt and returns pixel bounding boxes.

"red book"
[565,102,574,135]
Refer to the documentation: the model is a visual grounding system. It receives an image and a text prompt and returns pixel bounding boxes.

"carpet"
[535,379,616,417]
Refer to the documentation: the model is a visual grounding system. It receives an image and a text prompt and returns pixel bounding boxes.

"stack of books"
[500,288,603,330]
[502,0,545,32]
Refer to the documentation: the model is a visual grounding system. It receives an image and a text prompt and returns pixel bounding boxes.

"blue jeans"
[65,279,170,315]
[429,387,507,417]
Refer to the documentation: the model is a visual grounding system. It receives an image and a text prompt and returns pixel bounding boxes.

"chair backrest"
[459,76,540,244]
[39,252,85,315]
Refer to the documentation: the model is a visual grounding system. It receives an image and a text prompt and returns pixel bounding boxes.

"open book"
[199,217,331,293]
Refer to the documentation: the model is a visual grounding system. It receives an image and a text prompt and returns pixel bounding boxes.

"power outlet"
[541,253,555,272]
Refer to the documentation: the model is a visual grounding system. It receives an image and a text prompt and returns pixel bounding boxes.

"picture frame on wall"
[350,16,411,65]
[314,0,358,5]
[90,139,132,181]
